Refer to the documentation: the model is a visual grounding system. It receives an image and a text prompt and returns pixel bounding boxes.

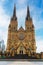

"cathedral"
[6,5,36,57]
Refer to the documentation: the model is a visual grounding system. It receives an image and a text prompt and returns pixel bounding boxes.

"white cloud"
[35,35,43,53]
[17,0,26,5]
[0,5,10,49]
[17,7,27,29]
[0,30,3,40]
[33,19,43,30]
[30,5,43,30]
[36,39,43,53]
[0,30,8,48]
[0,6,10,27]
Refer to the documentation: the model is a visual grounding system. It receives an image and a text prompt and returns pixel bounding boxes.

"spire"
[12,4,17,20]
[26,6,30,20]
[13,4,16,17]
[27,6,30,17]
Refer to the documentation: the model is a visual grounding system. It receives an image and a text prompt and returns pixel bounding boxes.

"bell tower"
[10,5,18,31]
[25,6,36,53]
[6,5,18,54]
[25,6,33,30]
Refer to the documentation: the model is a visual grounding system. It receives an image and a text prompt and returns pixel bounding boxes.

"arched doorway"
[19,45,23,54]
[20,50,23,54]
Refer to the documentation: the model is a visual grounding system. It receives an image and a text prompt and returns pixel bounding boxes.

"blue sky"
[0,0,43,53]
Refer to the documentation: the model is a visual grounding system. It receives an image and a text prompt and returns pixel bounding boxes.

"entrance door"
[20,50,23,54]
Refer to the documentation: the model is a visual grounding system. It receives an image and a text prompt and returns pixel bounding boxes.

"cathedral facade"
[6,5,36,56]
